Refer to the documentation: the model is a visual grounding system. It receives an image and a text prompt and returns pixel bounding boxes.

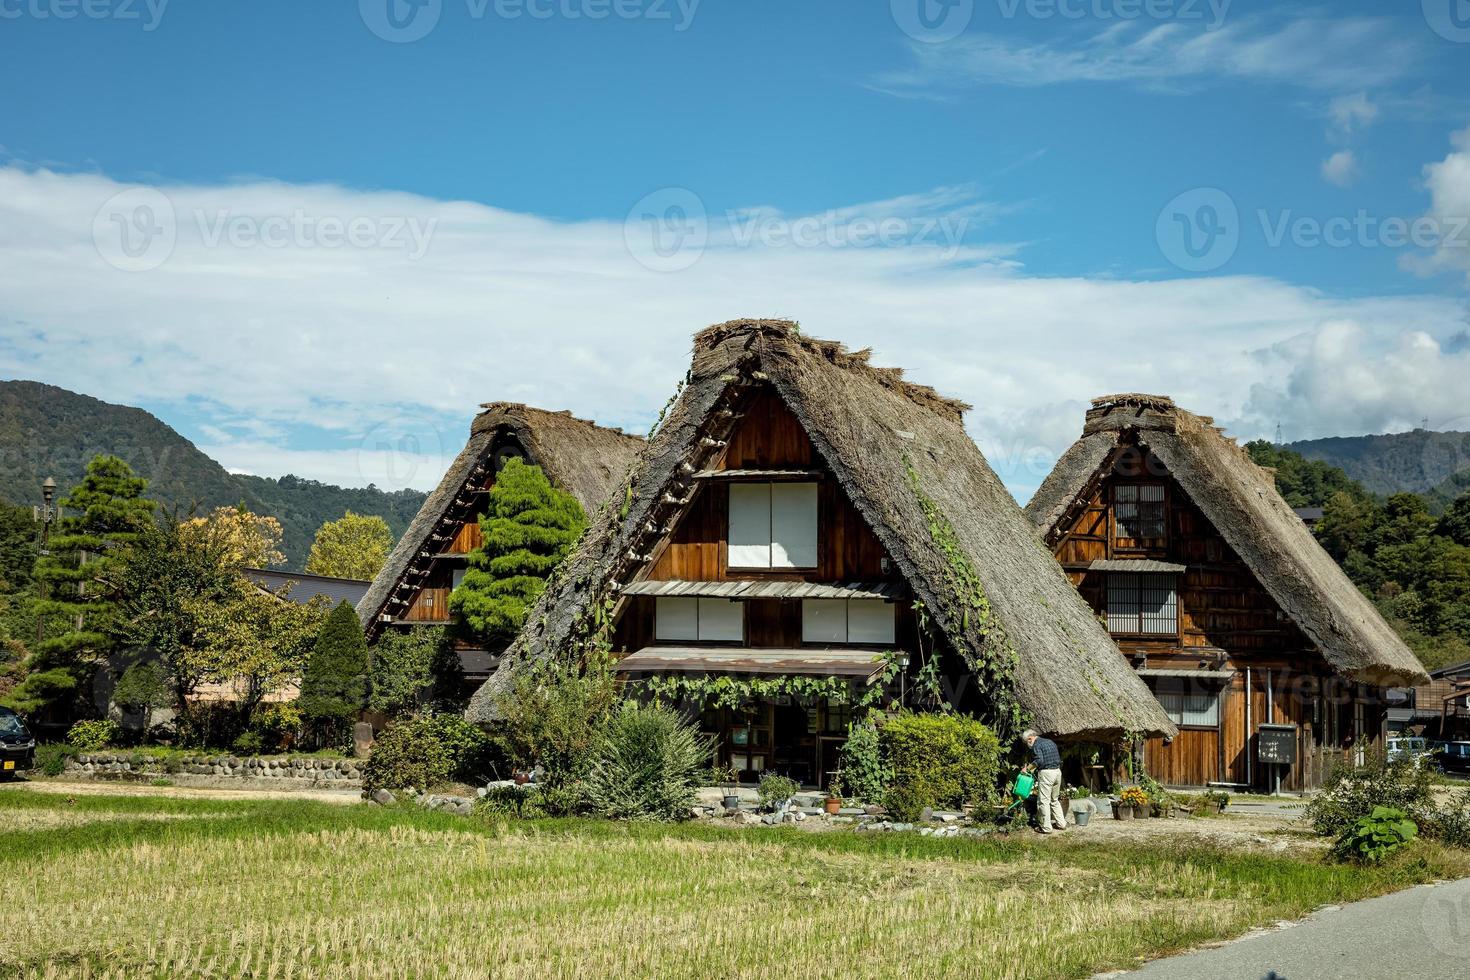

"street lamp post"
[34,477,57,647]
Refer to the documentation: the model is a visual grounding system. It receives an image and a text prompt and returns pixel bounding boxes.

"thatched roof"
[1025,394,1428,687]
[467,320,1176,739]
[356,403,643,634]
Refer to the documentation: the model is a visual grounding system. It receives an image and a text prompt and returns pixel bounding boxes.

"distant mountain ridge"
[1286,429,1470,511]
[0,380,426,570]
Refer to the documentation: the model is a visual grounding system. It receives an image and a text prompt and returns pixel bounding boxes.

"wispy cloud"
[1321,150,1360,187]
[0,165,1465,499]
[875,16,1421,96]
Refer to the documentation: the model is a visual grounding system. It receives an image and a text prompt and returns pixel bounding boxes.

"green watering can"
[1013,771,1035,800]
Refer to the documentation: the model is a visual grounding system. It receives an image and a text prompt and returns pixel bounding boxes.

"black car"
[1432,741,1470,776]
[0,707,36,778]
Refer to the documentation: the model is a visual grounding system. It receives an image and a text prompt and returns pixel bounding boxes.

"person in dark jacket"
[1023,729,1066,833]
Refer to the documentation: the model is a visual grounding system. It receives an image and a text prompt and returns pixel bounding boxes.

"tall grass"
[1,788,1463,978]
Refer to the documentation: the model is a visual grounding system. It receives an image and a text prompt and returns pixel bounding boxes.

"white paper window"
[848,600,896,644]
[728,483,772,568]
[802,599,895,645]
[771,482,818,568]
[655,597,699,641]
[728,482,817,569]
[655,596,745,642]
[801,599,847,643]
[696,598,744,642]
[1155,690,1219,727]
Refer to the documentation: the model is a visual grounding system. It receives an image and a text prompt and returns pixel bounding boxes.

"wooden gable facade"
[610,391,918,785]
[1031,395,1426,791]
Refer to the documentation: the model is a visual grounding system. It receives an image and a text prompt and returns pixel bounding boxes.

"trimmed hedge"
[879,712,1000,821]
[362,715,498,793]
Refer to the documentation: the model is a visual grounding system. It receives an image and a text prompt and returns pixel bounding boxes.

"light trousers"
[1036,768,1065,831]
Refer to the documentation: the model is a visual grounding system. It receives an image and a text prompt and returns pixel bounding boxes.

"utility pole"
[34,476,57,648]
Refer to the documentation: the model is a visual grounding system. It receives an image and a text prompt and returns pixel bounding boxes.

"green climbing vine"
[641,654,901,711]
[903,456,1027,741]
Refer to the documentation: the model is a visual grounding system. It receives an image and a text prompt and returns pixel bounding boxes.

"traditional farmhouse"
[1026,394,1429,791]
[468,321,1173,786]
[356,403,643,692]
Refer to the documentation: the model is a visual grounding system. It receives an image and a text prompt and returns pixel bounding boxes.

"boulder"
[370,789,394,806]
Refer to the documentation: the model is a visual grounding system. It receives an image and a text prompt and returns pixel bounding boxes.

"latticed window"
[1106,573,1178,635]
[1155,689,1220,727]
[1114,483,1166,540]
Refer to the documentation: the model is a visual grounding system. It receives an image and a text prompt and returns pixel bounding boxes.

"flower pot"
[1073,810,1091,827]
[512,772,530,786]
[823,797,842,815]
[722,794,741,811]
[1112,802,1133,820]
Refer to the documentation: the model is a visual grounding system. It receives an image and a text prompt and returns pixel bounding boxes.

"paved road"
[1124,876,1470,979]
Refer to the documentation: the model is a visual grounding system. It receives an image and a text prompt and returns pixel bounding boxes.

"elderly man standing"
[1023,729,1066,833]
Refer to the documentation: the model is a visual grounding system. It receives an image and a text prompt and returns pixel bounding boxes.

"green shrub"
[837,721,889,804]
[36,743,75,776]
[362,720,453,793]
[489,657,619,799]
[1430,790,1470,848]
[1334,806,1418,863]
[362,714,498,793]
[758,774,799,811]
[1306,751,1436,837]
[879,711,1000,822]
[231,731,265,756]
[582,702,713,821]
[65,719,120,751]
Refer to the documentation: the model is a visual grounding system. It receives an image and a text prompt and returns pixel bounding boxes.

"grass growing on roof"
[3,787,1467,979]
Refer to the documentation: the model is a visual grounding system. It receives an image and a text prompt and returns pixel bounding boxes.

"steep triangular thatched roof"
[1026,393,1428,687]
[356,403,643,634]
[467,320,1175,739]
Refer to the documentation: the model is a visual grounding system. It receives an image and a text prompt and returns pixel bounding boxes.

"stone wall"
[64,752,362,788]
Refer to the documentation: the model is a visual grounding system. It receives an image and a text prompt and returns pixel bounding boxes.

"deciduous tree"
[306,511,393,580]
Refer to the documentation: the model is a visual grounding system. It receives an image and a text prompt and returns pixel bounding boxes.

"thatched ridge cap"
[694,318,973,423]
[471,401,637,440]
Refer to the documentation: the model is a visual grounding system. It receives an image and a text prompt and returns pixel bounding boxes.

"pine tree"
[299,600,370,747]
[449,458,586,646]
[5,456,154,717]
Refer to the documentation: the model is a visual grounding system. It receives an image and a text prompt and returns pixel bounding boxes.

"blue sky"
[2,0,1469,499]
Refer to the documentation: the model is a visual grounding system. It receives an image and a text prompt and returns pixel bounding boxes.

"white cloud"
[1321,150,1360,187]
[1328,92,1379,138]
[1402,125,1470,286]
[0,165,1465,502]
[875,16,1419,95]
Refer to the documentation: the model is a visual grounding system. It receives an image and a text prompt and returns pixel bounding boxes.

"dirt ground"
[1051,806,1318,852]
[4,776,363,805]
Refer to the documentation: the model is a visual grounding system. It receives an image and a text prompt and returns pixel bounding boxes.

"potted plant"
[1119,785,1149,819]
[1204,788,1230,813]
[824,772,845,815]
[711,763,741,811]
[758,773,800,813]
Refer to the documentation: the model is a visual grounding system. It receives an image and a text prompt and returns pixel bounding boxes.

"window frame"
[654,596,747,644]
[1152,687,1222,730]
[727,481,819,572]
[1105,572,1180,637]
[1112,482,1168,548]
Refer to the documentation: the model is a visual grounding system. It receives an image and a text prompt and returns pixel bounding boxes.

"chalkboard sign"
[1257,724,1298,765]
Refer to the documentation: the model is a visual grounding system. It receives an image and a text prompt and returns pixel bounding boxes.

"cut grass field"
[3,787,1467,979]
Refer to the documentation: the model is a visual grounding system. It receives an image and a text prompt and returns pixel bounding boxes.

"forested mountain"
[0,381,424,570]
[1286,429,1470,509]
